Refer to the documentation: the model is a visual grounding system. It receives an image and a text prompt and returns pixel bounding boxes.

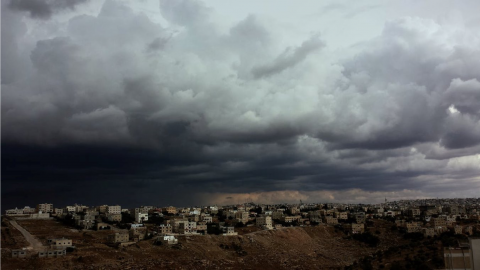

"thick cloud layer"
[8,0,88,19]
[2,0,480,208]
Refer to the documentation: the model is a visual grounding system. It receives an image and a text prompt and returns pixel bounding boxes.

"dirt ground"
[0,217,451,270]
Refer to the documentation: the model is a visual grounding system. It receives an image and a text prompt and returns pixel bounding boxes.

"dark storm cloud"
[441,112,480,149]
[8,0,88,19]
[2,0,480,207]
[0,142,435,209]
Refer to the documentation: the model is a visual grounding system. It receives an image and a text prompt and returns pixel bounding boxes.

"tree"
[235,222,245,228]
[352,232,380,247]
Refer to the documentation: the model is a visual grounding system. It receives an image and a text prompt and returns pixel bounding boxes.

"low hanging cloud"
[200,188,480,206]
[1,0,480,208]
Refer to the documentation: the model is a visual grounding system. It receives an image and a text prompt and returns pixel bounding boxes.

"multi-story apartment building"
[203,216,213,223]
[324,216,338,225]
[335,212,348,220]
[157,224,173,235]
[256,216,273,229]
[433,218,447,227]
[235,211,249,224]
[36,203,53,213]
[178,222,197,234]
[107,213,122,222]
[107,205,121,215]
[282,215,301,223]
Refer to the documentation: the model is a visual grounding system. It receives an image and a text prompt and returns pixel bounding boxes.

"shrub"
[352,232,380,247]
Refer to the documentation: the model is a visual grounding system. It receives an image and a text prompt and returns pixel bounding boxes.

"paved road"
[9,220,44,251]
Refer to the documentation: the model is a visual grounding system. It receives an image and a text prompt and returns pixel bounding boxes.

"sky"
[2,0,480,209]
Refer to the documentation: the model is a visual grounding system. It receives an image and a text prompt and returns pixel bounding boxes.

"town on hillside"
[3,198,480,269]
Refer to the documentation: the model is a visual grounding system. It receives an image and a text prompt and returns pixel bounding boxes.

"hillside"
[1,218,447,270]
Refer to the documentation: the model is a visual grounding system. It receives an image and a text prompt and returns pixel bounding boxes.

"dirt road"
[9,220,44,251]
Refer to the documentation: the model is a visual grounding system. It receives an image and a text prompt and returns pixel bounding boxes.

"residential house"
[39,249,66,258]
[352,223,365,234]
[107,232,129,244]
[354,213,366,223]
[48,238,73,249]
[282,215,301,223]
[159,235,178,245]
[324,216,338,225]
[222,226,238,236]
[12,249,27,258]
[129,227,147,242]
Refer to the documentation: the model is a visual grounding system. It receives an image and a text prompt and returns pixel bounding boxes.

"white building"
[161,235,178,245]
[222,226,238,236]
[189,209,201,215]
[5,208,24,215]
[135,212,148,223]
